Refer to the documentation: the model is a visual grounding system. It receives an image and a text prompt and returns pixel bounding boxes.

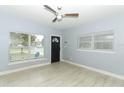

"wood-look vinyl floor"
[0,62,124,87]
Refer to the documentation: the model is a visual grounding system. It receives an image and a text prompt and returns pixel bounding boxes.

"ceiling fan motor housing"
[57,6,62,10]
[43,5,79,22]
[57,15,63,21]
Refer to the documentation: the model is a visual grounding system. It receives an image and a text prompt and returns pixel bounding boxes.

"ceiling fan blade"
[64,13,79,17]
[52,17,57,22]
[43,5,57,15]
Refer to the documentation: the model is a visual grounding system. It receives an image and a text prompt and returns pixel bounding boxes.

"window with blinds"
[78,31,114,51]
[94,32,114,51]
[79,34,92,49]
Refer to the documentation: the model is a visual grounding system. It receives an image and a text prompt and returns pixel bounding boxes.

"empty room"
[0,1,124,87]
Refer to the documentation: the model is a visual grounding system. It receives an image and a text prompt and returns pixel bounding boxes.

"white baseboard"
[61,59,124,80]
[0,62,50,76]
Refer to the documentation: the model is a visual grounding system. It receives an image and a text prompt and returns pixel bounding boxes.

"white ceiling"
[1,5,124,30]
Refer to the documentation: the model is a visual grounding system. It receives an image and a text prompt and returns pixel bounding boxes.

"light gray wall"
[0,10,61,71]
[62,14,124,75]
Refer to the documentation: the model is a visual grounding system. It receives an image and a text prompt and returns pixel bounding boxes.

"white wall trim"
[76,49,115,54]
[0,62,50,76]
[61,59,124,80]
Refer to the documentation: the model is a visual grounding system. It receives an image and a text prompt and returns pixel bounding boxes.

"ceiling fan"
[43,5,79,23]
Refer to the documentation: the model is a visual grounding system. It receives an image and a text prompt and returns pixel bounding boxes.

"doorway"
[51,36,60,63]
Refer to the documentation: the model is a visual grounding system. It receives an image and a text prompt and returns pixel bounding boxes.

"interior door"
[51,36,60,63]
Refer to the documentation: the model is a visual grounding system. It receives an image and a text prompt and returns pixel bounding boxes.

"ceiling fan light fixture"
[57,6,62,10]
[57,15,62,21]
[43,5,79,23]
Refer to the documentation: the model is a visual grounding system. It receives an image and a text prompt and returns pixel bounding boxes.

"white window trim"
[91,33,94,50]
[78,33,92,50]
[78,30,114,52]
[8,58,47,65]
[9,32,45,63]
[77,49,115,54]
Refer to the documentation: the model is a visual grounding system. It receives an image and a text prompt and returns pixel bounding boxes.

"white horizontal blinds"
[94,32,114,51]
[79,34,92,49]
[78,31,114,51]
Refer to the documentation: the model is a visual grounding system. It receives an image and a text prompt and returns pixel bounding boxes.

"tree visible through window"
[10,32,44,62]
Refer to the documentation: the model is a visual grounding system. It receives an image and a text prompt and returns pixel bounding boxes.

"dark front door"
[51,36,60,63]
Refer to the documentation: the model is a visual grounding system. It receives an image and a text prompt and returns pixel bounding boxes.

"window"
[79,34,92,49]
[94,32,114,51]
[78,31,114,51]
[30,34,44,59]
[10,32,44,62]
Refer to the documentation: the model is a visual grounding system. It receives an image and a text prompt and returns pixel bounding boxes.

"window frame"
[9,32,45,63]
[78,33,93,50]
[94,31,114,51]
[78,30,114,52]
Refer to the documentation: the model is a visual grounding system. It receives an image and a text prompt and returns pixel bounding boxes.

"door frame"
[50,35,62,63]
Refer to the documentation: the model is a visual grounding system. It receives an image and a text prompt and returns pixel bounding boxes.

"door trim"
[50,35,62,63]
